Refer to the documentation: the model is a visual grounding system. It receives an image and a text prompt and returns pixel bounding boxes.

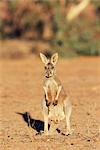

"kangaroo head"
[40,53,58,78]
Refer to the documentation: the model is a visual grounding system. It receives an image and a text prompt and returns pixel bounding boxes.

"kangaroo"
[40,53,73,135]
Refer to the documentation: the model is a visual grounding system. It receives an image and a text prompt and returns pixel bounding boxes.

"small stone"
[87,112,90,115]
[87,139,90,142]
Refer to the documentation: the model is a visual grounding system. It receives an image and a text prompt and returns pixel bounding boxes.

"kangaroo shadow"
[16,112,47,133]
[16,112,62,135]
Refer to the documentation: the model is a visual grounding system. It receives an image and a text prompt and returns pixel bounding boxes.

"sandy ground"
[0,56,100,150]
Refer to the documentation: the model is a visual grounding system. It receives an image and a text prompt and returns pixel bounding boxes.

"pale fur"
[40,53,73,135]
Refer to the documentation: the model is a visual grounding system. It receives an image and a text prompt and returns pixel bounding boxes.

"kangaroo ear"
[40,53,49,64]
[51,53,58,65]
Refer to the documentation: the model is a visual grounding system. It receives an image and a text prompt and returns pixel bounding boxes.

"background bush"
[0,0,100,57]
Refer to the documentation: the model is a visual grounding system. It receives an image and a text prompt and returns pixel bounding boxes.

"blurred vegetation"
[0,0,100,57]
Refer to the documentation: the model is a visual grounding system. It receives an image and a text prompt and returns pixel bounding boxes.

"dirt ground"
[0,56,100,150]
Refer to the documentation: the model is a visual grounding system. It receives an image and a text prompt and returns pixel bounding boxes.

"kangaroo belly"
[48,104,65,122]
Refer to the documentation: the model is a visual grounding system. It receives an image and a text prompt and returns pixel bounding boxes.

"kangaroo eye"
[45,66,47,69]
[51,66,54,69]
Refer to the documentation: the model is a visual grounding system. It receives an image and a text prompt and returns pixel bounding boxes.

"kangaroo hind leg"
[64,97,73,135]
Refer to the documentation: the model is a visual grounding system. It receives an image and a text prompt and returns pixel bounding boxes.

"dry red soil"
[0,56,100,150]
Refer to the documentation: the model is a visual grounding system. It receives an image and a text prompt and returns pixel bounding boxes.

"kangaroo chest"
[46,78,58,100]
[46,78,58,88]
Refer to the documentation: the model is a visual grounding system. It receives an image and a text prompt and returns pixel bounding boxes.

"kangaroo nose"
[46,71,51,76]
[48,70,51,74]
